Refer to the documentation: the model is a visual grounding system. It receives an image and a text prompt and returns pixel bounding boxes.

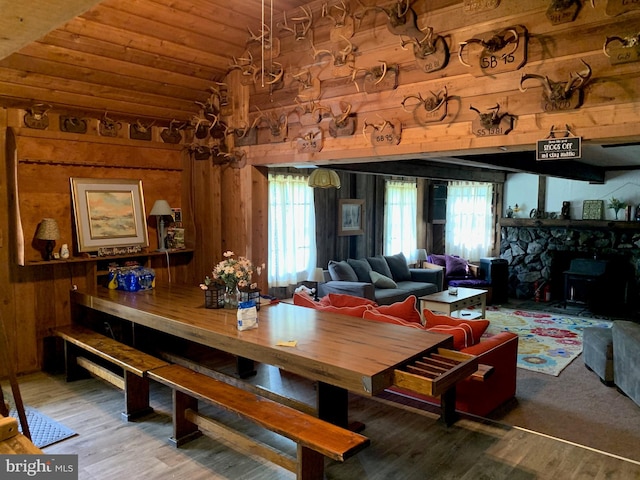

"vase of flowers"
[212,251,255,309]
[608,197,627,220]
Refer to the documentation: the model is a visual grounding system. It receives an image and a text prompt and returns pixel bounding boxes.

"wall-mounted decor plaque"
[582,200,604,220]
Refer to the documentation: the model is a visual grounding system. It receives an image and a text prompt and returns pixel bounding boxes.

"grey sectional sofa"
[317,253,444,305]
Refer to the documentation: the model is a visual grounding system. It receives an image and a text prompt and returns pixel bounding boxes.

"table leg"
[480,293,487,318]
[236,356,257,378]
[440,387,458,427]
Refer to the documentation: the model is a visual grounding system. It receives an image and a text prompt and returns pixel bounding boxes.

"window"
[445,181,493,261]
[268,173,317,287]
[384,179,417,258]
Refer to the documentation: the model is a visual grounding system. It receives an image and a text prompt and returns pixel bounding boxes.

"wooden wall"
[239,0,640,166]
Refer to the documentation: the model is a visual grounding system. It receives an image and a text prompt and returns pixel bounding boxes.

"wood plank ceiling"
[0,0,312,122]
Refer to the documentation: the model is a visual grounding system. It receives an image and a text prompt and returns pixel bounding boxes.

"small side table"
[419,287,487,321]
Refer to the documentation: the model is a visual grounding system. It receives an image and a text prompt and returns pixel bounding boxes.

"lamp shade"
[308,168,341,189]
[35,218,60,240]
[415,248,428,263]
[150,199,173,216]
[308,267,325,283]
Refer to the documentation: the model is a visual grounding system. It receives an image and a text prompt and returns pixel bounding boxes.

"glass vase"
[224,284,240,309]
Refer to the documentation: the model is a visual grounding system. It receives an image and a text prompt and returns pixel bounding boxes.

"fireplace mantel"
[501,218,640,230]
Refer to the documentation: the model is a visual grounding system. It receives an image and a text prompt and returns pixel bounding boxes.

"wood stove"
[563,258,609,308]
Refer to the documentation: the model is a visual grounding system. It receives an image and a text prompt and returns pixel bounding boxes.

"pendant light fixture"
[307,168,341,189]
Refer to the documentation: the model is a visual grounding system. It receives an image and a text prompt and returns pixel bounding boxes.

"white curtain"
[445,181,493,261]
[268,173,317,287]
[384,179,417,258]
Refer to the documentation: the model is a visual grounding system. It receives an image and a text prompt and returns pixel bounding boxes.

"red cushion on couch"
[320,293,377,308]
[293,291,318,308]
[423,309,489,346]
[316,304,370,317]
[374,296,421,324]
[426,325,473,350]
[362,309,425,329]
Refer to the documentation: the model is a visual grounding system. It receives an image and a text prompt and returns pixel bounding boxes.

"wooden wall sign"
[365,120,402,147]
[463,0,500,13]
[60,116,87,134]
[460,25,528,77]
[546,0,581,25]
[604,35,640,65]
[606,0,640,16]
[23,108,49,129]
[296,129,323,153]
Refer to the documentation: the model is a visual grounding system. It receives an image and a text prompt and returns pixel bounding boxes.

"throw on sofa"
[319,252,443,305]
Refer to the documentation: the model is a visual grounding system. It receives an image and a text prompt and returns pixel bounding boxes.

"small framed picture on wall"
[338,199,364,236]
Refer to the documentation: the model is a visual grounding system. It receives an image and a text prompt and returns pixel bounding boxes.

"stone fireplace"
[499,220,640,312]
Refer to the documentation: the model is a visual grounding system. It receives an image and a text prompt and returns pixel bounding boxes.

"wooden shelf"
[24,249,193,267]
[500,218,640,229]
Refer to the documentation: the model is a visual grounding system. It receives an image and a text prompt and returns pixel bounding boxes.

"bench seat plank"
[55,325,169,376]
[148,364,369,462]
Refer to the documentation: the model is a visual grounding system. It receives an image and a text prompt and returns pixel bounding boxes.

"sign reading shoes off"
[536,136,582,160]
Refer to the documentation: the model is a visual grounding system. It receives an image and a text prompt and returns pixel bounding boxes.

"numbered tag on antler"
[296,129,323,153]
[365,119,402,147]
[546,0,581,25]
[363,64,398,93]
[604,34,640,65]
[460,25,528,77]
[470,104,514,137]
[463,0,500,13]
[329,114,356,137]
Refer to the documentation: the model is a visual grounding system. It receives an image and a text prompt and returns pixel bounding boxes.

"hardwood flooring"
[7,362,640,480]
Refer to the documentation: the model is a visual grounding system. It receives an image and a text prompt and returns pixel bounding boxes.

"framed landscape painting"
[71,178,149,252]
[338,199,364,236]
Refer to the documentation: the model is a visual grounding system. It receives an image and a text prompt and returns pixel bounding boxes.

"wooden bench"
[0,417,42,454]
[148,364,370,480]
[55,325,169,421]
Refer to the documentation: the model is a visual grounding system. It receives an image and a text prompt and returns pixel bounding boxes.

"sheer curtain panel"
[384,180,417,258]
[445,181,493,261]
[268,173,317,287]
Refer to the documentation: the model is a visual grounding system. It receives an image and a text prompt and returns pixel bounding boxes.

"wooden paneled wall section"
[2,0,640,374]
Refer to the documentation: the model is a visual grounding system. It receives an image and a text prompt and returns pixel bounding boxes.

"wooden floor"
[7,366,640,480]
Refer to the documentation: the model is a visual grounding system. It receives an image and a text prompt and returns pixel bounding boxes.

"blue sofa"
[318,253,443,305]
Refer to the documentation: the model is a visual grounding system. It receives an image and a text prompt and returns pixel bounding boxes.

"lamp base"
[43,240,55,261]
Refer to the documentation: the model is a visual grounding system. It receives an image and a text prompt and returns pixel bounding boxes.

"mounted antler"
[459,28,520,67]
[603,33,640,57]
[356,0,420,38]
[328,102,355,137]
[401,86,449,123]
[228,51,259,81]
[279,6,313,41]
[322,1,349,27]
[519,60,591,110]
[363,116,402,146]
[254,107,288,139]
[470,104,502,129]
[313,35,355,67]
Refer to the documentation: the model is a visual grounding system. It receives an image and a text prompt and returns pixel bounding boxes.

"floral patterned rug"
[484,307,612,376]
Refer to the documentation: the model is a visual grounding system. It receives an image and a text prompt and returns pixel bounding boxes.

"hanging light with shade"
[307,168,341,189]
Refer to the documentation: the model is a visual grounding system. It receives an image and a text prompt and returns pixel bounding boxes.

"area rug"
[8,406,77,448]
[484,307,611,376]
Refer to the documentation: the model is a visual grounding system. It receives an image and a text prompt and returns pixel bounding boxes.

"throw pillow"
[426,325,473,350]
[316,304,370,317]
[328,260,358,282]
[374,295,421,324]
[423,310,489,346]
[323,293,377,308]
[293,291,318,308]
[366,255,394,278]
[445,255,470,277]
[363,309,426,329]
[428,254,447,267]
[347,258,373,283]
[384,252,412,281]
[369,271,397,289]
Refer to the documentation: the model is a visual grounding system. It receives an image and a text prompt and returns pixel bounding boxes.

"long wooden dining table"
[70,284,454,428]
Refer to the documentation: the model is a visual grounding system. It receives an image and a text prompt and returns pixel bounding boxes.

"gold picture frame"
[338,199,365,236]
[582,200,604,220]
[71,177,149,252]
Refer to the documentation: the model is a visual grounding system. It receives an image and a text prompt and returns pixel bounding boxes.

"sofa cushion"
[370,271,398,289]
[362,309,425,329]
[347,258,373,283]
[320,293,377,308]
[427,325,474,350]
[445,255,469,277]
[293,291,318,308]
[384,252,412,281]
[316,304,370,317]
[328,260,358,282]
[374,295,421,324]
[424,310,489,346]
[428,254,447,267]
[366,255,393,278]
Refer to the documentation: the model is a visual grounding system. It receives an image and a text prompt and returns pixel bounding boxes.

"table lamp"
[35,218,60,260]
[150,199,173,251]
[307,268,325,301]
[414,248,428,268]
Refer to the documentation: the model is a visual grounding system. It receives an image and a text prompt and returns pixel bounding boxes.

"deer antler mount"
[363,118,402,146]
[401,86,449,124]
[459,25,528,77]
[296,129,323,153]
[24,104,50,129]
[322,1,355,41]
[470,104,514,137]
[606,0,640,16]
[402,27,450,73]
[519,60,592,111]
[546,0,582,25]
[329,102,356,137]
[604,32,640,65]
[463,0,500,14]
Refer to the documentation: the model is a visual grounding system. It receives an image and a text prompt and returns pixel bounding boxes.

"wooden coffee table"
[419,287,487,320]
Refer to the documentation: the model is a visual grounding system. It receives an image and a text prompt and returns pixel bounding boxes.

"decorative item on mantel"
[607,197,627,220]
[211,251,257,310]
[35,218,60,260]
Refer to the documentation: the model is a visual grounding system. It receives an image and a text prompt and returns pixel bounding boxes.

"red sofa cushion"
[426,325,474,350]
[320,293,377,308]
[374,296,421,324]
[423,310,489,346]
[316,304,370,317]
[362,309,425,329]
[293,291,318,308]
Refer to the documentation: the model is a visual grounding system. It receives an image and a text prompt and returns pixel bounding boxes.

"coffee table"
[419,287,487,320]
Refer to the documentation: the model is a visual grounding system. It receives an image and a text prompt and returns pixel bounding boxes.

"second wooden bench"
[55,325,169,421]
[148,364,370,480]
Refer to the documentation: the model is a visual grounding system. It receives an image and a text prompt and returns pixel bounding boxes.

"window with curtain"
[268,173,317,287]
[445,181,493,261]
[384,179,417,258]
